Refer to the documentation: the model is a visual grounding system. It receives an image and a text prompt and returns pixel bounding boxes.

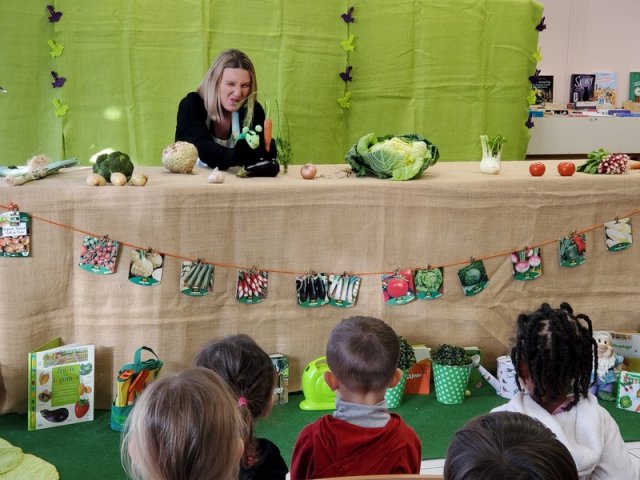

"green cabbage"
[345,133,439,181]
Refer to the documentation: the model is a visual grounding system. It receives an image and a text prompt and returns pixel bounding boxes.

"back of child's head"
[121,366,244,480]
[326,316,400,393]
[193,334,275,467]
[511,302,596,410]
[444,411,578,480]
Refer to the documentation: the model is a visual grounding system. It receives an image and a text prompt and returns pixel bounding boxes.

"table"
[2,161,640,413]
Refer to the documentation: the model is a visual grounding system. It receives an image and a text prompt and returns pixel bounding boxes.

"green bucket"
[433,362,472,405]
[385,370,407,408]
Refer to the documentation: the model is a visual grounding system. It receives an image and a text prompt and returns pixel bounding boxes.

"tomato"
[529,162,546,176]
[386,278,409,298]
[557,161,576,176]
[75,399,90,418]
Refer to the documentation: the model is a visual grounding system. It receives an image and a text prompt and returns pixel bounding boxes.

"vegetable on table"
[2,156,79,186]
[93,151,134,182]
[237,159,280,177]
[577,148,630,174]
[300,163,317,179]
[86,173,107,186]
[130,172,148,186]
[263,117,272,153]
[162,141,198,174]
[110,172,127,186]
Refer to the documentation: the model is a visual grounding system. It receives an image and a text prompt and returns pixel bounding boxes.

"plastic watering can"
[477,355,520,399]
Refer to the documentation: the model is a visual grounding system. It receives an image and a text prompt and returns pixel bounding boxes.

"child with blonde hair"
[121,366,244,480]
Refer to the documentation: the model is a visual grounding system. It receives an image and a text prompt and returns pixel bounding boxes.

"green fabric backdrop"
[0,1,543,166]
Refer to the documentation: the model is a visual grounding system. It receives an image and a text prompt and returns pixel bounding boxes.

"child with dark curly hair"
[492,302,639,479]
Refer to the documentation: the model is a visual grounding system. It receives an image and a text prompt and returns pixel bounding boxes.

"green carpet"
[1,385,638,479]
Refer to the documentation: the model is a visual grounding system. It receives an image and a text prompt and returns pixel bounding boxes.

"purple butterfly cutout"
[528,69,541,84]
[339,66,353,82]
[47,5,63,22]
[525,113,535,129]
[536,16,546,32]
[51,71,66,88]
[341,7,355,23]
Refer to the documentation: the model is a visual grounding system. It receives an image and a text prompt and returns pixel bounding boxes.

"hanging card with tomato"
[180,261,214,296]
[511,247,542,281]
[457,260,489,296]
[128,250,164,286]
[328,274,361,308]
[0,210,30,257]
[79,236,119,274]
[559,234,586,267]
[382,270,415,305]
[604,218,632,252]
[237,269,268,304]
[296,273,329,308]
[414,268,443,300]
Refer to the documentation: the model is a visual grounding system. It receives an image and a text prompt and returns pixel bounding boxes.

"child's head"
[325,316,400,394]
[193,334,275,466]
[444,411,578,480]
[121,367,244,480]
[511,302,596,410]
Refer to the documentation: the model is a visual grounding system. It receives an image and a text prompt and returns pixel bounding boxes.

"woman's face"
[218,68,251,113]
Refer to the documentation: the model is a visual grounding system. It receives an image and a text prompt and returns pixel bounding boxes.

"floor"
[419,442,640,476]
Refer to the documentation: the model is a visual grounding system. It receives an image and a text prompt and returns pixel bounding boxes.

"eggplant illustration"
[41,407,69,423]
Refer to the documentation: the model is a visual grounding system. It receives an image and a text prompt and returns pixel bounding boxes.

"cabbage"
[345,133,439,181]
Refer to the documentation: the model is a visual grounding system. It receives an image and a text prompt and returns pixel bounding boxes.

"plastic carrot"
[264,117,272,153]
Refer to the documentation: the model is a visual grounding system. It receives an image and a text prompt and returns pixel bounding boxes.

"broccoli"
[93,151,134,182]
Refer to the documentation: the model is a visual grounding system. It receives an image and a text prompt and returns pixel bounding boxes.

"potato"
[110,172,127,186]
[86,173,106,186]
[130,172,148,186]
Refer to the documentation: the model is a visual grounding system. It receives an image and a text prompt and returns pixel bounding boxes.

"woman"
[175,49,275,169]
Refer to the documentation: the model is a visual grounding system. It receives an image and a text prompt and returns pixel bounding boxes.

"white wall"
[536,0,640,106]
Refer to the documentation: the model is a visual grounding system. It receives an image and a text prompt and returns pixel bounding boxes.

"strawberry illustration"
[75,398,90,418]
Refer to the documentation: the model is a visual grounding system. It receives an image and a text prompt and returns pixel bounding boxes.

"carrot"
[263,117,273,153]
[629,160,640,170]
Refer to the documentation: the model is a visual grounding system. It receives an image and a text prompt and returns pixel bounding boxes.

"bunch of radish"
[237,269,268,302]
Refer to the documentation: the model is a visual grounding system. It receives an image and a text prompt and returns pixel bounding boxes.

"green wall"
[0,1,543,166]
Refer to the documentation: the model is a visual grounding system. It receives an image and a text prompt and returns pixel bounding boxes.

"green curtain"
[0,1,543,166]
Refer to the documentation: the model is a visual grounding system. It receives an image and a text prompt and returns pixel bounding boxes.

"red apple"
[529,162,546,176]
[557,161,576,176]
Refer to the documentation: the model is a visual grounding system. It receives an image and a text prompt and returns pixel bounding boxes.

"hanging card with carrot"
[511,247,542,281]
[559,233,586,267]
[604,218,632,252]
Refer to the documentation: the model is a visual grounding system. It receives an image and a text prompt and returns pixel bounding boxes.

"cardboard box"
[612,332,640,372]
[269,353,289,404]
[616,371,640,413]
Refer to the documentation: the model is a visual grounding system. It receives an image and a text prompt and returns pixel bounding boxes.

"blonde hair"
[121,367,245,480]
[197,48,258,127]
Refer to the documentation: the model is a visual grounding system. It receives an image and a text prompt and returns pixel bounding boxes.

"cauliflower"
[93,151,134,182]
[162,141,198,174]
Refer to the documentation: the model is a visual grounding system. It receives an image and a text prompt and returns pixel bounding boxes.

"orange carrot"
[629,160,640,170]
[263,117,273,153]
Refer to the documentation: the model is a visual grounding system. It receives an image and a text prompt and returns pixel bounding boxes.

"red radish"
[264,118,272,153]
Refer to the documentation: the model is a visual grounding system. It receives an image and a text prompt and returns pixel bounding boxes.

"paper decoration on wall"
[382,269,415,305]
[525,113,534,129]
[51,71,66,88]
[338,92,352,109]
[47,40,64,58]
[559,233,586,267]
[46,5,62,22]
[79,236,119,275]
[328,273,361,308]
[0,208,30,257]
[458,260,489,296]
[296,272,329,308]
[52,99,68,117]
[339,66,353,83]
[129,249,164,286]
[338,6,356,110]
[414,267,444,300]
[236,268,268,304]
[604,218,632,251]
[341,6,355,23]
[511,247,542,281]
[180,260,214,296]
[535,16,546,31]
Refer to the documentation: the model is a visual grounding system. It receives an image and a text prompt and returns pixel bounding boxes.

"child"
[290,316,421,479]
[492,302,639,479]
[193,334,288,480]
[121,367,244,480]
[444,411,578,480]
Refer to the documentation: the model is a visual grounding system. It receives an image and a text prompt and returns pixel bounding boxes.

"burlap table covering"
[1,161,639,413]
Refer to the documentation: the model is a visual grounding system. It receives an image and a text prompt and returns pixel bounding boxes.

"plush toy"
[237,125,262,150]
[590,331,624,401]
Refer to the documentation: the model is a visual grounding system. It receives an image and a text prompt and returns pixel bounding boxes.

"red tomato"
[386,278,409,298]
[529,162,546,176]
[557,161,576,176]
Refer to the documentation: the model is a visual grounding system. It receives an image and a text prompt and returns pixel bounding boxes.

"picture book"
[594,72,617,106]
[532,75,553,104]
[630,72,640,102]
[569,74,596,103]
[28,338,95,430]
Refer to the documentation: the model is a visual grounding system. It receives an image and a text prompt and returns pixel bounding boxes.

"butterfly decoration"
[525,113,534,129]
[528,69,541,84]
[337,92,352,110]
[51,71,66,88]
[341,7,355,24]
[536,16,546,32]
[47,5,63,22]
[531,47,542,63]
[340,34,356,52]
[48,40,64,58]
[52,99,69,117]
[339,66,353,83]
[526,89,537,106]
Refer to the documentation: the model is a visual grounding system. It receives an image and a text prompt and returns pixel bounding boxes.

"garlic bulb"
[208,168,225,184]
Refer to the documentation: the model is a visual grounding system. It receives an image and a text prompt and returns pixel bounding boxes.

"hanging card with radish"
[511,247,542,281]
[236,269,268,304]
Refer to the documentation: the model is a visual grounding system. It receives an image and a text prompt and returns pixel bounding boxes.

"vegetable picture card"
[559,233,586,267]
[328,273,361,308]
[129,249,164,286]
[457,260,489,296]
[296,273,329,308]
[414,267,444,300]
[604,218,632,252]
[0,209,30,257]
[78,236,119,274]
[381,269,415,305]
[511,247,542,281]
[237,269,268,304]
[180,261,214,296]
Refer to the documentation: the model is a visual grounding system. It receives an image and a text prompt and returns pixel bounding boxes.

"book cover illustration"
[594,72,617,106]
[28,339,95,430]
[630,72,640,102]
[532,75,553,104]
[569,74,596,103]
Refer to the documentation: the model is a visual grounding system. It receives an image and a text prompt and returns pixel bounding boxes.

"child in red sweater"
[290,316,421,479]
